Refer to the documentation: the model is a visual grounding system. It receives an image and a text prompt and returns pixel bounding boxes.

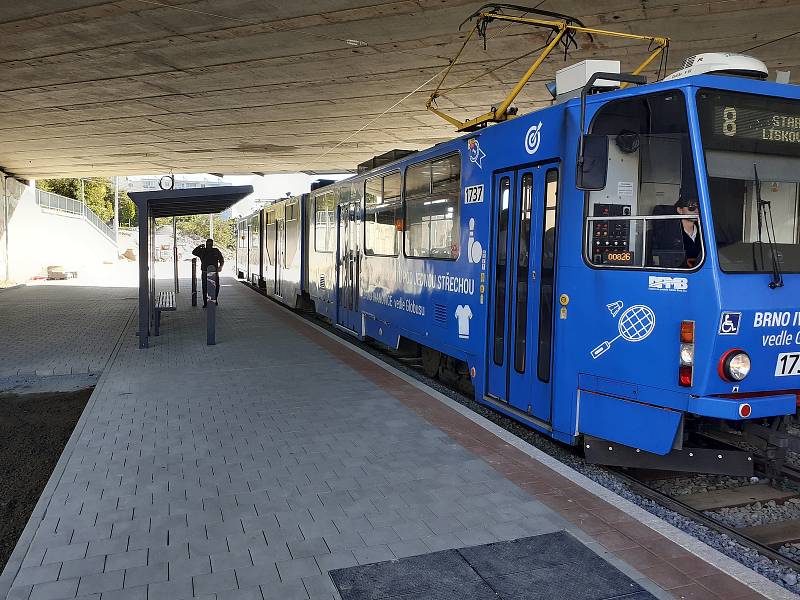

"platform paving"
[0,284,135,382]
[0,279,778,600]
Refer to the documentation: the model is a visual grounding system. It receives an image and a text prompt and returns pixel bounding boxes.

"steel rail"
[611,467,800,572]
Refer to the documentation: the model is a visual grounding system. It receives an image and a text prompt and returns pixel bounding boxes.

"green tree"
[166,214,236,250]
[118,195,136,226]
[38,177,113,222]
[105,186,136,226]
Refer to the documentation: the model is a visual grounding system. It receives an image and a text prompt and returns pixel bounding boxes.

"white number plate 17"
[775,352,800,376]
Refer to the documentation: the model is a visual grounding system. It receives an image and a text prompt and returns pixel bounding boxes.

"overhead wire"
[742,30,799,53]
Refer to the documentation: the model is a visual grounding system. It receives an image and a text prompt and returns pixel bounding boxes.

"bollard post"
[191,258,197,307]
[206,265,217,345]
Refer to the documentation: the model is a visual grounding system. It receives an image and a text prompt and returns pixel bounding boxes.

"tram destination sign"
[699,89,800,156]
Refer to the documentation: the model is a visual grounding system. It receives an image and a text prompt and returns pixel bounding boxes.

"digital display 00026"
[698,89,800,156]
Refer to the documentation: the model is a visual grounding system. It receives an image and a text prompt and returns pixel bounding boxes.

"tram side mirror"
[576,135,609,191]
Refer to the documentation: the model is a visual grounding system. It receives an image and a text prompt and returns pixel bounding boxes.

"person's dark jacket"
[192,245,224,271]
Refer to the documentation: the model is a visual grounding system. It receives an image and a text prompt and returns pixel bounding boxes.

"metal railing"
[36,189,117,243]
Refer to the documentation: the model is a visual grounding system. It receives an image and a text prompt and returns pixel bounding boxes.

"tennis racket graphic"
[590,304,656,359]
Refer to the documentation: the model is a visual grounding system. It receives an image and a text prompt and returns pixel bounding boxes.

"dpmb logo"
[648,276,688,292]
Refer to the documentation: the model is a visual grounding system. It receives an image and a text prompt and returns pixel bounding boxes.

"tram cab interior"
[586,90,703,272]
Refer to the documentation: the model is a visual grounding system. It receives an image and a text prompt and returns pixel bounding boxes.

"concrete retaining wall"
[0,175,117,282]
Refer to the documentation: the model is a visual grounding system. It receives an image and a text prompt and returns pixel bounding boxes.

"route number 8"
[722,106,737,136]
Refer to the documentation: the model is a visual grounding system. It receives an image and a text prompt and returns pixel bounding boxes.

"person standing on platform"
[192,238,224,307]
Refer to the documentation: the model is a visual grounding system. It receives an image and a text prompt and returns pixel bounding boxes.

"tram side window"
[586,91,701,270]
[265,211,275,266]
[365,172,401,256]
[404,153,461,259]
[314,192,335,252]
[285,205,299,266]
[238,221,246,249]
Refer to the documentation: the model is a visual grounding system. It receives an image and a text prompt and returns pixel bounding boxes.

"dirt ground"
[0,388,90,572]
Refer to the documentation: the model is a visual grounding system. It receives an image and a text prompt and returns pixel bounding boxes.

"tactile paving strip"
[330,530,656,600]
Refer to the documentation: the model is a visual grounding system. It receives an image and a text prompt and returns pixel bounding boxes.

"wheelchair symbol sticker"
[719,312,741,335]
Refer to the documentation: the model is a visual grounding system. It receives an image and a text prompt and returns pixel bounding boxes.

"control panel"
[592,203,634,265]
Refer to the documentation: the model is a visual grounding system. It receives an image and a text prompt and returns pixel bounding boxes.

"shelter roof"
[130,186,253,218]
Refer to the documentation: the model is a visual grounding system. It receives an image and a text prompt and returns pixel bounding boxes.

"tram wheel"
[421,347,442,378]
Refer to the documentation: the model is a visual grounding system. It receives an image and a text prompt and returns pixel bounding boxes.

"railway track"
[611,468,800,572]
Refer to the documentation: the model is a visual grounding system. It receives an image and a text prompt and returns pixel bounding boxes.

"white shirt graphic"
[454,305,473,339]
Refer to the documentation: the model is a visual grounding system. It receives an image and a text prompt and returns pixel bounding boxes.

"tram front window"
[587,91,702,269]
[697,89,800,274]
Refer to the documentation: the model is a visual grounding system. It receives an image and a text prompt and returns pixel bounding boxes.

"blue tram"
[236,54,800,475]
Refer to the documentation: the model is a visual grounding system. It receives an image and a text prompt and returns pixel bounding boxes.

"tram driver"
[674,189,702,268]
[649,188,702,269]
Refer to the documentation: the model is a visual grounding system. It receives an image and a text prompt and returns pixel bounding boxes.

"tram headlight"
[719,350,751,382]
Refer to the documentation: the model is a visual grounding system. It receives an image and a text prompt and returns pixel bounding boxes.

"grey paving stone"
[103,550,147,573]
[249,542,292,566]
[390,521,433,542]
[6,585,33,600]
[260,579,310,600]
[29,578,79,600]
[168,556,212,579]
[351,545,395,566]
[86,539,128,560]
[100,586,146,600]
[76,571,124,596]
[276,557,322,581]
[420,534,463,552]
[288,538,329,560]
[42,543,88,566]
[302,574,337,599]
[14,564,62,587]
[387,539,430,559]
[225,586,265,600]
[358,527,399,547]
[58,555,106,580]
[235,564,280,588]
[122,562,168,589]
[314,551,358,574]
[192,569,238,596]
[210,550,253,572]
[147,577,193,600]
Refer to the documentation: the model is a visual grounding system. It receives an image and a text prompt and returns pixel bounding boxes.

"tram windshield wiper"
[753,163,784,289]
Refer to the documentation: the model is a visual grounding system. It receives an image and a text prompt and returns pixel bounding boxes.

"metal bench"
[154,290,176,336]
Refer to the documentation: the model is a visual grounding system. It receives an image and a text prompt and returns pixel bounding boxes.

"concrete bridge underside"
[0,1,798,179]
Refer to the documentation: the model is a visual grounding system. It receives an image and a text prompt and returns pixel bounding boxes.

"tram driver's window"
[586,91,702,269]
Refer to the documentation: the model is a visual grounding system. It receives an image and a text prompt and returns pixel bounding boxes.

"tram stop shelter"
[130,185,253,348]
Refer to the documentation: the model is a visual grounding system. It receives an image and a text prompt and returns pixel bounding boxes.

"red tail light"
[679,321,695,387]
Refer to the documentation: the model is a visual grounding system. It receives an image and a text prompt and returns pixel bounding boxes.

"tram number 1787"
[775,352,800,376]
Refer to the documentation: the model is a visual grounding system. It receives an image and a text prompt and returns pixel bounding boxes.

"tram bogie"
[235,54,800,475]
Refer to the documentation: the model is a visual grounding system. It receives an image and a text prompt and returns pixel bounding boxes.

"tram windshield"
[587,91,701,269]
[697,89,800,274]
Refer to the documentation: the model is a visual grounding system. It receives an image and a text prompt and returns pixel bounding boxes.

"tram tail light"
[679,320,695,387]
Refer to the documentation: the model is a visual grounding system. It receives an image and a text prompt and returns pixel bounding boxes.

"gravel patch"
[648,474,754,497]
[710,498,800,529]
[0,388,91,571]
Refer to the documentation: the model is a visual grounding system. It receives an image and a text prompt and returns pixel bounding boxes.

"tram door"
[336,201,361,332]
[275,217,285,296]
[486,162,559,423]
